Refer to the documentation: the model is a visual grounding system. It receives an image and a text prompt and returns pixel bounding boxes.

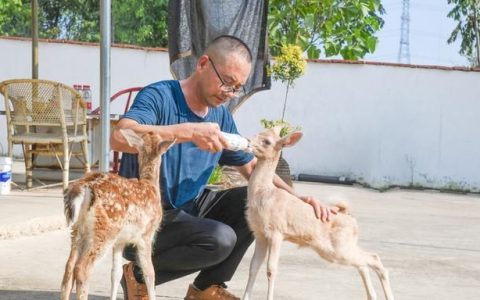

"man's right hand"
[191,122,228,152]
[111,119,229,153]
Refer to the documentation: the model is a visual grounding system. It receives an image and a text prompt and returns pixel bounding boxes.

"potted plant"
[262,44,306,186]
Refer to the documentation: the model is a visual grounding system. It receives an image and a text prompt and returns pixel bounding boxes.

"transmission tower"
[398,0,411,63]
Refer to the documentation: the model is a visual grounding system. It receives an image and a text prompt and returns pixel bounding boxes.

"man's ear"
[277,131,303,148]
[197,55,209,71]
[120,128,144,150]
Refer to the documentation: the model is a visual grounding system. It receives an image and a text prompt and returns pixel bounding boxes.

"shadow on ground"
[11,165,88,191]
[0,290,114,300]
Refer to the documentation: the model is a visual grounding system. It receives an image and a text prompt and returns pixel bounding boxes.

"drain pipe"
[296,174,355,185]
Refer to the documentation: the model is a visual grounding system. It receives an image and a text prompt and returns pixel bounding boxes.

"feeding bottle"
[221,132,250,152]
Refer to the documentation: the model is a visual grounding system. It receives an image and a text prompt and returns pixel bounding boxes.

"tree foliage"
[112,0,168,47]
[1,0,383,59]
[268,0,385,60]
[0,0,30,37]
[0,0,168,47]
[38,0,99,41]
[447,0,480,66]
[270,45,306,87]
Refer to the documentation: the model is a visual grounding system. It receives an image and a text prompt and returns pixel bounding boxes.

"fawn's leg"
[357,265,377,300]
[266,232,283,300]
[136,240,156,299]
[60,230,79,300]
[337,248,378,300]
[366,252,394,300]
[74,240,106,300]
[243,235,268,300]
[110,243,124,300]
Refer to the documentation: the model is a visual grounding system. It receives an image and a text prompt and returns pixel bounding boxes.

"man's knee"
[209,224,237,262]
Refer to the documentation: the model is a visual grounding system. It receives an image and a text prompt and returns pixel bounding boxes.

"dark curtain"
[168,0,271,112]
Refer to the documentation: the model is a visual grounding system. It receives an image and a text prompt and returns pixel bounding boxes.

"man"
[111,35,335,300]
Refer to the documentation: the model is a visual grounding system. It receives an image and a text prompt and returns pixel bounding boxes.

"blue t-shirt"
[119,80,253,209]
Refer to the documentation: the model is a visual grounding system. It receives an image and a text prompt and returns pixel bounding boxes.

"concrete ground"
[0,161,479,299]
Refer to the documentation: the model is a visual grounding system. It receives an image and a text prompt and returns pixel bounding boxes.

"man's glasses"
[208,57,246,97]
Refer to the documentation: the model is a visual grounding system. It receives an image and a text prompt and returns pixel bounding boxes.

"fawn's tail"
[333,201,350,214]
[64,185,92,226]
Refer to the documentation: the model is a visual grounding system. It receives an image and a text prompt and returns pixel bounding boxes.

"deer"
[60,129,175,300]
[243,127,394,300]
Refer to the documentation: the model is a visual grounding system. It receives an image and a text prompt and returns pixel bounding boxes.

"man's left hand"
[299,196,338,222]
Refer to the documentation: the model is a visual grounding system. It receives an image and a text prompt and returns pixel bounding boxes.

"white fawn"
[243,128,394,300]
[60,129,174,300]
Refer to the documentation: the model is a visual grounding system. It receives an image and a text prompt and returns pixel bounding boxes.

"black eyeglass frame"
[208,57,246,97]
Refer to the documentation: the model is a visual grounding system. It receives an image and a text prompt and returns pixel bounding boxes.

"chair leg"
[8,141,13,158]
[81,140,90,173]
[62,142,69,190]
[23,144,33,189]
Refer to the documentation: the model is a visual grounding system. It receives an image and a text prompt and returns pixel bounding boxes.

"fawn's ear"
[120,128,144,149]
[277,131,303,148]
[158,138,177,153]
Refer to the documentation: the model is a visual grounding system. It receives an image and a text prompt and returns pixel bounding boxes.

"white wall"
[236,62,480,192]
[1,37,479,191]
[0,38,172,113]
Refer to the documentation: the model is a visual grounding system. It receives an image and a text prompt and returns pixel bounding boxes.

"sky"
[363,0,469,66]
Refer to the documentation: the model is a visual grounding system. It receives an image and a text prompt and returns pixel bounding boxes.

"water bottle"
[82,84,92,114]
[221,132,250,151]
[0,156,12,195]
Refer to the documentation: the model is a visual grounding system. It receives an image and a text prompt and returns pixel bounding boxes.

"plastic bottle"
[0,156,12,195]
[82,84,92,113]
[221,132,250,151]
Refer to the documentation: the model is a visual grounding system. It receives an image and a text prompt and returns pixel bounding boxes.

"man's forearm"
[273,174,297,197]
[111,121,195,153]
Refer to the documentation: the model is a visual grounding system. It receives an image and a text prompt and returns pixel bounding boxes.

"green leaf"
[269,0,385,60]
[446,0,480,65]
[360,3,370,17]
[366,36,377,53]
[307,46,321,59]
[207,165,223,185]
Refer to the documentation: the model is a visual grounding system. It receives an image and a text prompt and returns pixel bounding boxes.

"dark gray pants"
[123,186,253,289]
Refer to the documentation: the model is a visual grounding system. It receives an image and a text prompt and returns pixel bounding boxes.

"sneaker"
[184,283,240,300]
[120,262,148,300]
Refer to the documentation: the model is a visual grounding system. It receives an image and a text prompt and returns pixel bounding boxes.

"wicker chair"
[0,79,90,190]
